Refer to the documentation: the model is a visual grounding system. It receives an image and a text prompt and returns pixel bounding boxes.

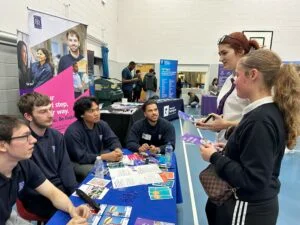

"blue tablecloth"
[47,149,182,225]
[201,95,217,116]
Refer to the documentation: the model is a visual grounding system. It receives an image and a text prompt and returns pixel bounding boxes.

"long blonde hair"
[239,49,300,149]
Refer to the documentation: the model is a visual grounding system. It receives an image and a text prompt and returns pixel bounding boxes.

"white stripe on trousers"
[231,200,248,225]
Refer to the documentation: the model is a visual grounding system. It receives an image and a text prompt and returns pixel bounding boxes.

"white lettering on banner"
[169,107,177,115]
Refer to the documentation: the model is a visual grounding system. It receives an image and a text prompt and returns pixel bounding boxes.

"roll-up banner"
[17,8,88,132]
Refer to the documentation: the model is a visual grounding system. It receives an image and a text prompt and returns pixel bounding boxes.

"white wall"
[117,0,300,64]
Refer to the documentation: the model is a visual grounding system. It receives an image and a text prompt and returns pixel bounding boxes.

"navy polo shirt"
[65,120,122,164]
[57,53,84,74]
[0,160,46,224]
[121,67,133,91]
[126,118,176,153]
[18,128,77,218]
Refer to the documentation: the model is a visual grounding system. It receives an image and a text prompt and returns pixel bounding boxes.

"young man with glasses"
[64,96,122,181]
[0,115,89,225]
[17,92,78,220]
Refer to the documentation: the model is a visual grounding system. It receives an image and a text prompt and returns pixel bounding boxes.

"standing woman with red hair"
[197,32,260,142]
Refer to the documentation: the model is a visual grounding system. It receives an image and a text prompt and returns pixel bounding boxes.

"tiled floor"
[175,107,300,225]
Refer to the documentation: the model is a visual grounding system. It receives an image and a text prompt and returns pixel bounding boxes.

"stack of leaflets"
[88,204,132,225]
[134,217,175,225]
[73,178,110,200]
[148,187,173,200]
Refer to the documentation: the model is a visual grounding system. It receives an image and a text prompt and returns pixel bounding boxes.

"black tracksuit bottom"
[205,196,278,225]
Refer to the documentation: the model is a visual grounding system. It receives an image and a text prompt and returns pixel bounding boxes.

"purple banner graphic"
[218,64,232,88]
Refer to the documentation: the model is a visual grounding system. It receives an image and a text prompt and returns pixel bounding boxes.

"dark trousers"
[123,89,133,102]
[206,196,278,225]
[133,90,141,102]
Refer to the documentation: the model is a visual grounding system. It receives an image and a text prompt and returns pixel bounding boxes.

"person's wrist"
[96,155,102,161]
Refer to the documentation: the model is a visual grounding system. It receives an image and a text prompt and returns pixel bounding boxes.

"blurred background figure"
[187,91,199,108]
[209,78,219,96]
[176,77,182,98]
[132,69,143,102]
[73,63,83,98]
[143,68,157,100]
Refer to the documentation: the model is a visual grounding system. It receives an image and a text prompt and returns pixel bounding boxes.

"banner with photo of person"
[17,8,88,132]
[159,59,178,98]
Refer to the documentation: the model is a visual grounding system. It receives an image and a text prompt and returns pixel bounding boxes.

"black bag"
[199,164,237,206]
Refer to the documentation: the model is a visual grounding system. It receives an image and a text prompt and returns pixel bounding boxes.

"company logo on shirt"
[18,181,25,192]
[52,145,56,153]
[163,105,170,117]
[99,135,103,141]
[158,134,162,140]
[33,15,42,29]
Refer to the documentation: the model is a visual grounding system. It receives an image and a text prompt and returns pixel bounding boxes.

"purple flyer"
[134,217,175,225]
[181,133,202,145]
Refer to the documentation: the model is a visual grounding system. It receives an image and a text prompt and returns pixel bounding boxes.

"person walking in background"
[200,49,300,225]
[17,41,33,89]
[58,30,84,74]
[209,78,219,96]
[31,48,54,88]
[176,77,182,98]
[196,32,259,142]
[121,61,137,102]
[143,68,157,100]
[132,70,143,102]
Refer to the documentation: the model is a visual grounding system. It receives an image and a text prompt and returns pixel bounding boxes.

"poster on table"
[159,59,178,98]
[17,8,88,133]
[217,64,232,88]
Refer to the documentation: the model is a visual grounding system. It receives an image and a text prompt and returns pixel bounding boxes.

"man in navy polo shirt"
[65,96,123,181]
[17,92,78,219]
[126,100,176,154]
[58,29,84,74]
[121,61,138,102]
[0,115,89,225]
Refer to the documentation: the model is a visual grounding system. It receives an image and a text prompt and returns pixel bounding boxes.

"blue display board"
[159,59,178,98]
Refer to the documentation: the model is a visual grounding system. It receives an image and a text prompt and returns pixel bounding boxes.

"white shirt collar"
[242,96,274,115]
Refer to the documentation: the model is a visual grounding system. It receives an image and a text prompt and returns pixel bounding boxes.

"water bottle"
[165,143,173,168]
[94,157,104,179]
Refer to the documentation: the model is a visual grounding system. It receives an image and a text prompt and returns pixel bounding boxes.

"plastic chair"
[16,199,46,225]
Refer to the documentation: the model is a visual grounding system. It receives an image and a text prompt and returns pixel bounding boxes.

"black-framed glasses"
[218,35,241,45]
[10,132,32,142]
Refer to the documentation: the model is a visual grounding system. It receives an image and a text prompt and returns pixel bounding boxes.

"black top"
[210,103,286,202]
[18,128,77,218]
[0,160,46,224]
[126,117,176,153]
[121,67,133,91]
[65,120,122,164]
[57,53,84,74]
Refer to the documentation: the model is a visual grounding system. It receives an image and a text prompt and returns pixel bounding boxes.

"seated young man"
[65,96,123,181]
[0,115,89,225]
[17,92,78,219]
[126,100,176,154]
